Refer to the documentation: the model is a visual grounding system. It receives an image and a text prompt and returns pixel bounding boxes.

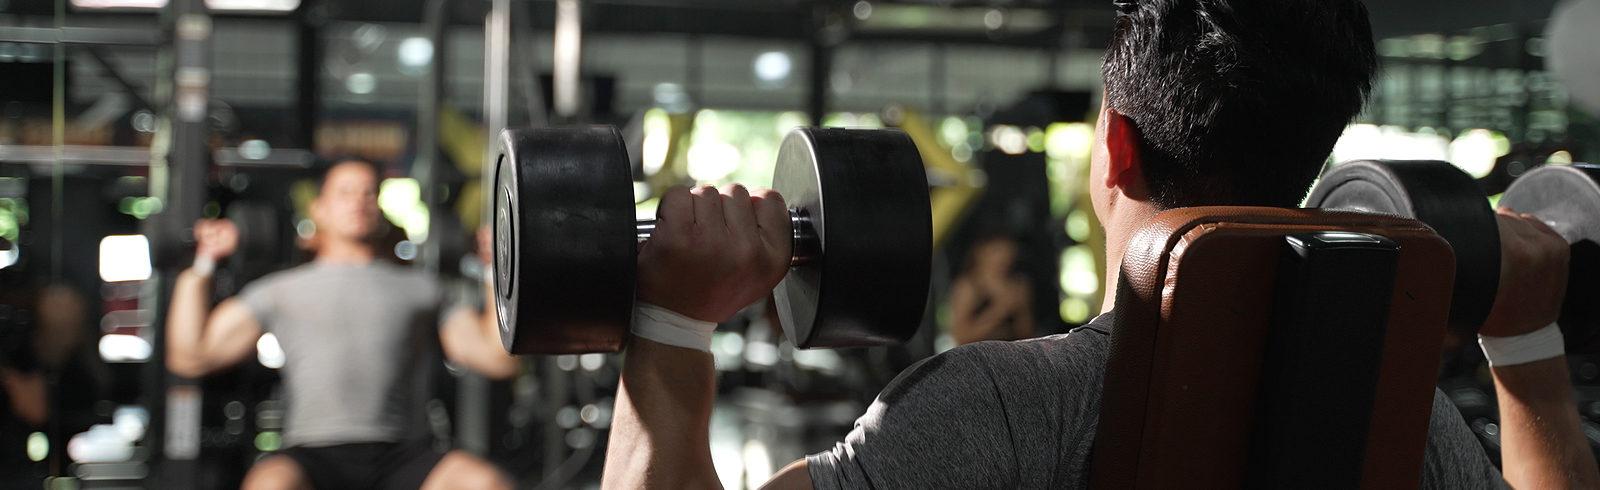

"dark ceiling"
[323,0,1571,49]
[10,0,1568,45]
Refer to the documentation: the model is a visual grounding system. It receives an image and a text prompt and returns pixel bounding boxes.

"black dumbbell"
[147,197,285,273]
[1305,160,1501,334]
[1307,160,1600,353]
[224,201,286,284]
[490,126,932,355]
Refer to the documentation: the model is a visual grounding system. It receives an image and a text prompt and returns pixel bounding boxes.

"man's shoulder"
[810,323,1113,489]
[954,326,1110,382]
[884,324,1112,405]
[953,326,1107,359]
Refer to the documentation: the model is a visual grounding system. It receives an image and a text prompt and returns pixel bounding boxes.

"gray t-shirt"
[239,261,459,447]
[808,312,1506,489]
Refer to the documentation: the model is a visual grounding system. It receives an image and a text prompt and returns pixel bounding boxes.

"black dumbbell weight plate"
[225,201,284,286]
[494,127,637,354]
[1501,163,1600,354]
[772,128,932,348]
[1306,160,1502,334]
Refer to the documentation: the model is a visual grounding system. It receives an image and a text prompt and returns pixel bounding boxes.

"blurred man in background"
[1,284,108,490]
[165,158,517,490]
[949,234,1034,344]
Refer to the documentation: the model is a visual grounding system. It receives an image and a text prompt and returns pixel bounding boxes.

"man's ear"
[1103,108,1143,191]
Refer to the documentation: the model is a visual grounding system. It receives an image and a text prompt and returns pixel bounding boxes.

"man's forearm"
[1492,355,1600,488]
[603,337,719,489]
[166,269,213,377]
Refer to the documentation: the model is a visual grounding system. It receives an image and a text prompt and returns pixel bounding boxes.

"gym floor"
[1,0,1598,488]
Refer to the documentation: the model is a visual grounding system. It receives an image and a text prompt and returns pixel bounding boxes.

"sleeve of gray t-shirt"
[430,275,483,331]
[1421,389,1507,489]
[236,275,279,332]
[806,333,1107,489]
[806,345,1024,489]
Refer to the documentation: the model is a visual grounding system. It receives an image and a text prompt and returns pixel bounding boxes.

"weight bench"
[1089,207,1457,488]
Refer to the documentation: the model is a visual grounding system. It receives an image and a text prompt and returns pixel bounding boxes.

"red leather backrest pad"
[1089,207,1455,489]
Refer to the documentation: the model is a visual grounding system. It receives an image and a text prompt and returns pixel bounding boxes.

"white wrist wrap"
[1479,323,1565,367]
[631,303,717,352]
[192,256,216,278]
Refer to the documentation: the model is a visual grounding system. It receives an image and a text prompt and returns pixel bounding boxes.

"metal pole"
[147,0,212,486]
[418,0,448,275]
[807,5,834,126]
[1047,8,1067,89]
[687,34,702,109]
[551,0,583,122]
[483,0,511,187]
[1515,24,1535,142]
[47,0,65,477]
[930,43,945,116]
[485,0,511,141]
[807,43,832,125]
[294,0,321,150]
[515,0,549,128]
[449,0,512,458]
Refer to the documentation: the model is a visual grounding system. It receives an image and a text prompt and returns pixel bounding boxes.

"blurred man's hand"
[194,219,240,262]
[476,225,494,266]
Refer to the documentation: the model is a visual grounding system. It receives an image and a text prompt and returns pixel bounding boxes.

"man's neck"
[315,238,377,265]
[1099,202,1161,314]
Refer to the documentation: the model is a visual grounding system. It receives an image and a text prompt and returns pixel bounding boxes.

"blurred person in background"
[1,283,108,490]
[165,158,516,490]
[949,233,1034,344]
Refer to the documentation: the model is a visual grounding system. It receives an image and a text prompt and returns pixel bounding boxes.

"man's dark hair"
[314,157,387,194]
[1102,0,1378,208]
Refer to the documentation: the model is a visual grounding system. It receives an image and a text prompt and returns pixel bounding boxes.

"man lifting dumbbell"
[1310,161,1600,355]
[490,127,931,354]
[586,0,1600,488]
[165,159,516,490]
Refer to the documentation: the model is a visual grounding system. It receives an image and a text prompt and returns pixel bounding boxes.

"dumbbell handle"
[634,208,819,266]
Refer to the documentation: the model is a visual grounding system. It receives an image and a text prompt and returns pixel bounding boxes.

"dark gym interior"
[3,0,1600,488]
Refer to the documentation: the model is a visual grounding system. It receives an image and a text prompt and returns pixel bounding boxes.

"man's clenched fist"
[1480,208,1570,338]
[637,185,792,323]
[193,218,240,262]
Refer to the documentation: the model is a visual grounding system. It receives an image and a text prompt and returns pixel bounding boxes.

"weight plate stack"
[772,128,932,349]
[494,127,637,354]
[1501,163,1600,354]
[1306,160,1502,334]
